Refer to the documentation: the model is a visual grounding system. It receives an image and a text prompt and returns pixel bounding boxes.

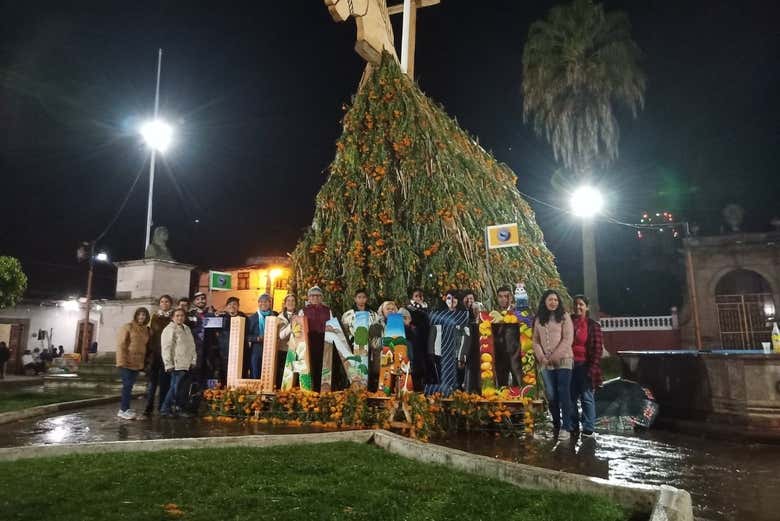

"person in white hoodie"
[160,308,197,417]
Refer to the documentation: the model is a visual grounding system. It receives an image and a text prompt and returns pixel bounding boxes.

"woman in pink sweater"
[532,289,574,440]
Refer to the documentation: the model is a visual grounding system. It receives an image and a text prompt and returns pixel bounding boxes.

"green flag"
[209,271,232,291]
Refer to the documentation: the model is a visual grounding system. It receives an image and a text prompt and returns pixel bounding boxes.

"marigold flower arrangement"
[202,387,538,440]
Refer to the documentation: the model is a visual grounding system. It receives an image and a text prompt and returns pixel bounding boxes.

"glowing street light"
[95,251,109,263]
[570,185,605,317]
[62,299,80,312]
[140,119,173,152]
[570,185,604,218]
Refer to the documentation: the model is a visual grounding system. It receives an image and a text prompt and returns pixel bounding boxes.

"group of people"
[532,291,604,440]
[114,285,604,437]
[115,293,204,420]
[17,345,65,376]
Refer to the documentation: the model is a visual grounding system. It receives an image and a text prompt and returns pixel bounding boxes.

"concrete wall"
[0,299,164,356]
[115,259,194,300]
[96,298,157,353]
[620,350,780,442]
[604,330,682,355]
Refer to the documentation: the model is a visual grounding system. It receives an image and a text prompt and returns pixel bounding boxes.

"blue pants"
[119,368,139,411]
[250,344,263,379]
[161,370,186,414]
[542,368,573,431]
[145,358,171,413]
[570,362,596,432]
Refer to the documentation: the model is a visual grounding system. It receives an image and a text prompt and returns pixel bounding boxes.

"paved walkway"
[0,400,320,447]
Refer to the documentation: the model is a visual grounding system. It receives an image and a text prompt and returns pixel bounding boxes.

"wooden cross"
[388,0,440,78]
[324,0,440,77]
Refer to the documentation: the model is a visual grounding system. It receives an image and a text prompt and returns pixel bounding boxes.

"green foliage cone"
[292,53,567,311]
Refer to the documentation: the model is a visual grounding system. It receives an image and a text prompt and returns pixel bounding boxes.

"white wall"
[0,303,100,353]
[0,299,164,354]
[97,298,157,353]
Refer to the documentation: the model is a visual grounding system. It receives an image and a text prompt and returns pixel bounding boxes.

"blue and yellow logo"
[486,223,519,249]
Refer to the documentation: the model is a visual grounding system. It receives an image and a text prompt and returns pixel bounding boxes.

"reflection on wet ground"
[0,401,777,521]
[440,429,780,521]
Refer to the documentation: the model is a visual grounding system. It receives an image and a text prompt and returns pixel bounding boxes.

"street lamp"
[79,244,109,362]
[570,185,604,217]
[570,185,604,317]
[140,119,173,152]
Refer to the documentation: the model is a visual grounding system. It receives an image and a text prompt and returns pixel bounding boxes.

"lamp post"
[79,243,109,362]
[570,185,604,318]
[140,48,173,253]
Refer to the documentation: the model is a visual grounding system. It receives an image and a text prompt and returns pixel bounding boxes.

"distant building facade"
[197,256,292,313]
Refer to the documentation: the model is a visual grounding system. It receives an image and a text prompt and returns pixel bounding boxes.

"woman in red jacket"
[569,295,604,437]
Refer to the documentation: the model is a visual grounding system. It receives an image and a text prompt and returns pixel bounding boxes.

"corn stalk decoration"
[291,53,567,310]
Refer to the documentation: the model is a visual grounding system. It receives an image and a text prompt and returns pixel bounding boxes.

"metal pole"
[582,220,600,318]
[484,227,493,308]
[81,242,95,363]
[144,48,163,252]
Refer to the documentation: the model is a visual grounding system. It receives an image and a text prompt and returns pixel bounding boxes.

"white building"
[0,258,194,374]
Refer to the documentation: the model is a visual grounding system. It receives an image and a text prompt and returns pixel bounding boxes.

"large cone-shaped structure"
[292,53,567,311]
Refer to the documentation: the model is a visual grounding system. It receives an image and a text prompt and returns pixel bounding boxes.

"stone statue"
[144,226,174,261]
[721,204,744,233]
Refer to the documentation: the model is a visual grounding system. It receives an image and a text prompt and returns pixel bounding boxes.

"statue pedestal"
[114,259,195,300]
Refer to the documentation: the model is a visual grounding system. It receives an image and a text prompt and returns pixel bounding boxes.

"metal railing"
[600,316,676,331]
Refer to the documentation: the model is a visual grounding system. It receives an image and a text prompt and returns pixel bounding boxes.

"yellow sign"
[486,223,520,249]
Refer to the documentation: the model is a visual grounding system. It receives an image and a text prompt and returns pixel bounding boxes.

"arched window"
[715,269,771,295]
[714,269,774,349]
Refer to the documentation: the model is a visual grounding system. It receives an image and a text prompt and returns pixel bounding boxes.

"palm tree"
[522,0,645,176]
[521,0,646,316]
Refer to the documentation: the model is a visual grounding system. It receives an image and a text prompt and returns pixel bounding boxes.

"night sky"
[1,1,778,314]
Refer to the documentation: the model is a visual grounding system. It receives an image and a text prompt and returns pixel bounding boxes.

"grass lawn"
[0,388,106,413]
[0,442,634,521]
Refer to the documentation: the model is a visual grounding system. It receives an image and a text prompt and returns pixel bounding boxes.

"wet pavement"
[0,399,777,521]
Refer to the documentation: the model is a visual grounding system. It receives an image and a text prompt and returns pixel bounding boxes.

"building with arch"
[681,231,779,349]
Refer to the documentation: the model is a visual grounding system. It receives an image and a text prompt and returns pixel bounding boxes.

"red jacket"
[585,318,604,388]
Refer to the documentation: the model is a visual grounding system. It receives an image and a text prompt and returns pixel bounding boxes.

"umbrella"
[594,378,659,431]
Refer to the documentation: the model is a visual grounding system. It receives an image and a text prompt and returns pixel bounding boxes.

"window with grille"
[237,271,250,290]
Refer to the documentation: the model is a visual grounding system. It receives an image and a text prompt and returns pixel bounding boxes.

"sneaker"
[159,410,175,418]
[558,430,571,441]
[581,430,595,438]
[117,409,136,420]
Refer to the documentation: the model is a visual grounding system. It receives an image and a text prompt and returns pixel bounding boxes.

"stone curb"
[0,429,693,521]
[0,395,124,425]
[370,430,693,521]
